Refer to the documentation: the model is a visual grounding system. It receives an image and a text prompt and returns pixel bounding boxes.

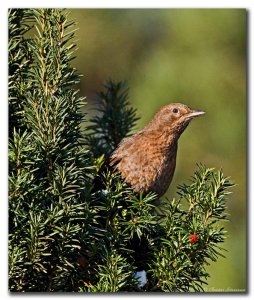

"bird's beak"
[187,110,206,118]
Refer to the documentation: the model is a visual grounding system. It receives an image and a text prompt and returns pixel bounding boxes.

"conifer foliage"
[9,8,92,291]
[9,9,234,292]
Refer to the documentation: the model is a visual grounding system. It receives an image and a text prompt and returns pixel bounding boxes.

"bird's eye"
[173,108,179,114]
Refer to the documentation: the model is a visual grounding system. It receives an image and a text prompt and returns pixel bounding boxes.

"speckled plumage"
[110,103,205,198]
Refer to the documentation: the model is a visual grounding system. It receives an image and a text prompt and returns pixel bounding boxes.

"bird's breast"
[115,138,178,197]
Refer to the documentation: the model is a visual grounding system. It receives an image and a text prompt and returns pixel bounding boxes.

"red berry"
[189,234,199,244]
[77,256,87,268]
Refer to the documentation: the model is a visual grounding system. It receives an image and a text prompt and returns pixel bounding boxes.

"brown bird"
[110,103,205,198]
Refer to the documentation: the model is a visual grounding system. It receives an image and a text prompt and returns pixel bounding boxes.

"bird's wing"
[110,131,144,167]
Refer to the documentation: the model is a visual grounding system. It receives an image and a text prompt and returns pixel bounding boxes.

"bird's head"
[151,103,205,137]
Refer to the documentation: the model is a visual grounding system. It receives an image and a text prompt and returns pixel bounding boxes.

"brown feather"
[110,103,205,198]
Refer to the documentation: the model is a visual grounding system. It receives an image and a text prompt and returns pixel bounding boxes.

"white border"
[1,1,252,299]
[1,0,252,8]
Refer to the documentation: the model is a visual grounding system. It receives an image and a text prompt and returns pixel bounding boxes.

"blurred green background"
[69,9,246,291]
